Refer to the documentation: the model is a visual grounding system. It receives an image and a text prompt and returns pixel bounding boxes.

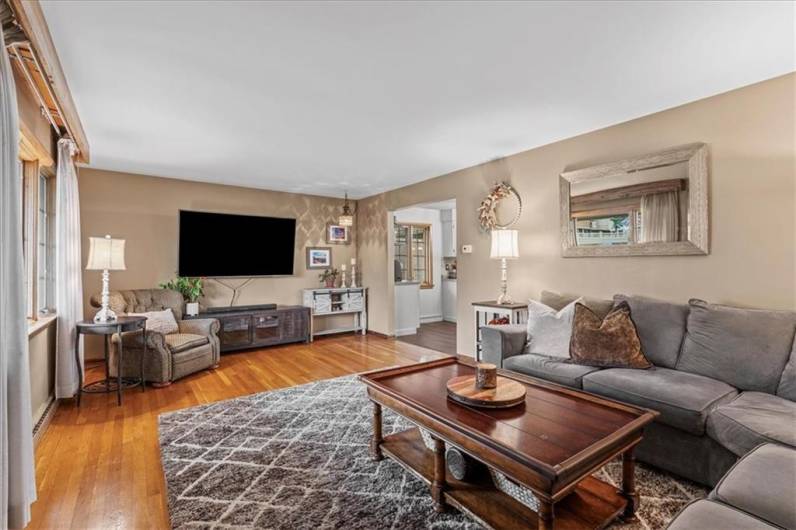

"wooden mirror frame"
[560,143,708,257]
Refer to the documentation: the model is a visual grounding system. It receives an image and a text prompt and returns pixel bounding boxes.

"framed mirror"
[560,143,708,257]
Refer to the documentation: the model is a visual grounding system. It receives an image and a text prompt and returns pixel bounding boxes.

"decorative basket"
[414,425,539,512]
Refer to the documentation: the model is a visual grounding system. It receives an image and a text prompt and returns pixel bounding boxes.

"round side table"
[75,316,147,406]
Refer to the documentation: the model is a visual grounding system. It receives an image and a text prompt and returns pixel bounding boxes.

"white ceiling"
[41,1,794,199]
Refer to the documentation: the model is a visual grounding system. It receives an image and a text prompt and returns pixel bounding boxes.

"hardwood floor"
[396,321,457,355]
[26,334,448,530]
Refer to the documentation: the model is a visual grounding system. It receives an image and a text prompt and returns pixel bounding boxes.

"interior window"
[20,158,55,321]
[394,223,433,289]
[37,173,54,314]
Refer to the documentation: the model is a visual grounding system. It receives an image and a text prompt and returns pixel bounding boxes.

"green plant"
[318,268,339,283]
[160,277,205,303]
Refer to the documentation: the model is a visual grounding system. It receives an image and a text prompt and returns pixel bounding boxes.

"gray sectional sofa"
[667,443,796,529]
[480,292,796,487]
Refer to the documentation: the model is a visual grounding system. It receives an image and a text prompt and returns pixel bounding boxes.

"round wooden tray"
[446,375,526,409]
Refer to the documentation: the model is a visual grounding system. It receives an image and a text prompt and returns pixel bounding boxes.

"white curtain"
[639,191,680,243]
[54,139,83,399]
[0,27,37,530]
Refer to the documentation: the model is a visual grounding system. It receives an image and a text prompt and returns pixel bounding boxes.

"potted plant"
[160,277,205,316]
[318,268,339,288]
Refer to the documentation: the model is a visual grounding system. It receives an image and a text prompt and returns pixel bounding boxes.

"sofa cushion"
[525,299,579,359]
[706,392,796,456]
[171,343,215,380]
[613,294,688,368]
[570,302,651,369]
[165,333,209,354]
[503,353,601,389]
[583,367,738,435]
[540,290,613,319]
[709,443,796,529]
[776,340,796,401]
[677,299,796,393]
[667,500,779,530]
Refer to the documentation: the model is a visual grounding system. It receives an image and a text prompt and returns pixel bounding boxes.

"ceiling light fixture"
[338,192,354,227]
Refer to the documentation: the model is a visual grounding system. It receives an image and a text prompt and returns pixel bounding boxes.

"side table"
[472,301,528,361]
[75,316,147,406]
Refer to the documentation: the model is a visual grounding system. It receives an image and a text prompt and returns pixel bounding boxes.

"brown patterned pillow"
[569,301,651,369]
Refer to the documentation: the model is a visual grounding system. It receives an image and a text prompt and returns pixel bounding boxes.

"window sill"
[28,314,57,337]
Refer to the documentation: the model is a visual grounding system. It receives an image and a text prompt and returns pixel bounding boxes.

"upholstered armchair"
[89,289,220,386]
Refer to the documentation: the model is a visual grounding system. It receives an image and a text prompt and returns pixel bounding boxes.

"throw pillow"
[570,301,651,369]
[127,308,179,335]
[525,298,581,359]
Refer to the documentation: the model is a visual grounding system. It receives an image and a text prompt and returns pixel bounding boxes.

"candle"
[475,363,497,389]
[341,264,346,271]
[351,257,356,265]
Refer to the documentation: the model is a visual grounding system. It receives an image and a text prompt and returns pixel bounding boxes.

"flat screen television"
[179,210,296,277]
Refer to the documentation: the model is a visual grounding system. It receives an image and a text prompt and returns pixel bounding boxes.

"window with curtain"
[394,223,433,289]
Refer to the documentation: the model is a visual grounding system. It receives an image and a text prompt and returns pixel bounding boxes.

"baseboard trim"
[366,330,393,339]
[419,315,443,324]
[443,317,457,323]
[32,397,59,447]
[394,327,418,337]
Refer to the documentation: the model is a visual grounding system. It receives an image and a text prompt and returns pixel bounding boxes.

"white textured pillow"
[127,308,179,335]
[525,298,582,358]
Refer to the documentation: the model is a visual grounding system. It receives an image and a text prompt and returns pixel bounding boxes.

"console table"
[303,287,367,340]
[187,305,310,353]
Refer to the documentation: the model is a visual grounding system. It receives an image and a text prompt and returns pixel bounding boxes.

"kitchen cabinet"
[441,208,457,257]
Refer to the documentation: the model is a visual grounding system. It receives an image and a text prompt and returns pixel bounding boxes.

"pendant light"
[338,192,354,227]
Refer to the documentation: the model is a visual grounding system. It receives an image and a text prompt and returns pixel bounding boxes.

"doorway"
[391,199,457,355]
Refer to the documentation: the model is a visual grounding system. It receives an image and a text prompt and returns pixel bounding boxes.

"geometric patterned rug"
[158,375,707,529]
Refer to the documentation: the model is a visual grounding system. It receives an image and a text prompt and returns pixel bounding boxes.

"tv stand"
[187,305,309,353]
[204,303,277,313]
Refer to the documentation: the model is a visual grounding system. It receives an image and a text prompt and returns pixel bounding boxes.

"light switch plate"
[461,244,473,254]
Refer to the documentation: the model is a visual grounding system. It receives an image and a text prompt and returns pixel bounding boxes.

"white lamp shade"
[86,236,126,270]
[490,229,519,259]
[338,214,354,227]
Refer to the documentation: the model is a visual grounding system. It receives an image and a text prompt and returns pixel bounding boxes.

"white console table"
[303,287,367,340]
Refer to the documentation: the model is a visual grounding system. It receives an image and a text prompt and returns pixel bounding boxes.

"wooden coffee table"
[359,357,658,530]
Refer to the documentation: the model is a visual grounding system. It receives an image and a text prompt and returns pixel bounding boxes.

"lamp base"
[93,307,118,323]
[496,293,515,305]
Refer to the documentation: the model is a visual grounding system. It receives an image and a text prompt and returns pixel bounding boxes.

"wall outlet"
[461,244,473,254]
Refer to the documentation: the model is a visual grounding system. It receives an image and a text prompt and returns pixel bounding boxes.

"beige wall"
[358,73,796,356]
[29,322,56,426]
[78,169,357,358]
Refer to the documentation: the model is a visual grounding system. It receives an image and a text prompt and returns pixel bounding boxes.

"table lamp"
[86,235,126,322]
[490,229,519,304]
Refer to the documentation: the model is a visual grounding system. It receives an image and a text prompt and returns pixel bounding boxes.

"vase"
[186,302,199,316]
[325,278,335,288]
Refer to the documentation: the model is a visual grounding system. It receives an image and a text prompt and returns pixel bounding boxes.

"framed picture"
[306,247,332,269]
[326,223,350,245]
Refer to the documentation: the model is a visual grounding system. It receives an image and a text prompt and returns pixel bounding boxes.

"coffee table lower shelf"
[381,428,627,530]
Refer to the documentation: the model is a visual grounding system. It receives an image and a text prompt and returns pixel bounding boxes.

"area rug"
[158,376,707,529]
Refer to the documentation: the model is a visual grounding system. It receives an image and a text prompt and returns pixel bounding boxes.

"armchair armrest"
[113,329,167,351]
[178,318,220,337]
[480,324,527,367]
